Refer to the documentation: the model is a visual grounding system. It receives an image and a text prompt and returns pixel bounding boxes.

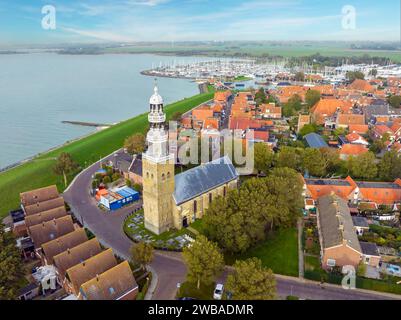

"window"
[327,259,336,267]
[167,172,171,179]
[209,193,212,204]
[162,173,165,181]
[146,172,149,179]
[223,186,227,197]
[193,200,197,213]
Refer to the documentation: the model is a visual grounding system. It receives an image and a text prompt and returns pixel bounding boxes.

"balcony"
[148,113,166,123]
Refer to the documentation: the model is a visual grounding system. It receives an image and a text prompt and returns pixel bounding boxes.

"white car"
[213,284,224,300]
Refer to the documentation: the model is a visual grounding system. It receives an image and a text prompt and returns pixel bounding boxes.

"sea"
[0,53,213,170]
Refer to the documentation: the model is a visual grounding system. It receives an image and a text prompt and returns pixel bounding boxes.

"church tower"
[142,83,175,235]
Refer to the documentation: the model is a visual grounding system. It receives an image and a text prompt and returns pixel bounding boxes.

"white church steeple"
[144,81,173,163]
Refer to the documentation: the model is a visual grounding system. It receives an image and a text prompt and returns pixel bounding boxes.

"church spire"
[144,81,170,161]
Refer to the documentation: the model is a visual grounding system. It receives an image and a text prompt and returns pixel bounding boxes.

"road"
[64,150,400,301]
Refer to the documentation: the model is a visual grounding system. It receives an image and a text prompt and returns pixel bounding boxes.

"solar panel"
[356,181,401,189]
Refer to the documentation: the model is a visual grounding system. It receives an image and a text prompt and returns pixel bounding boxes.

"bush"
[133,183,143,193]
[112,173,121,182]
[103,176,111,184]
[125,179,132,188]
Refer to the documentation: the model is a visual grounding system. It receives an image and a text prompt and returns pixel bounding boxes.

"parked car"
[213,284,224,300]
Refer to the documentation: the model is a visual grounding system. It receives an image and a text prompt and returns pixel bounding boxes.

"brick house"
[316,194,363,270]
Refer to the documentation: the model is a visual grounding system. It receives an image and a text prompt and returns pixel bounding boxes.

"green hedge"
[304,270,401,295]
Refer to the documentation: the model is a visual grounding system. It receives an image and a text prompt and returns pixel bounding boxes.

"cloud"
[62,27,135,42]
[124,0,170,6]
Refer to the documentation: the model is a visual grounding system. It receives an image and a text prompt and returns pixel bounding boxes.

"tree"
[182,235,224,290]
[302,148,326,177]
[225,258,276,300]
[299,123,319,137]
[294,71,305,82]
[388,95,401,109]
[275,146,303,171]
[124,133,145,155]
[254,88,268,106]
[320,148,342,176]
[346,71,365,82]
[378,150,401,181]
[130,242,154,271]
[0,224,25,300]
[369,69,378,77]
[357,262,367,277]
[53,152,79,187]
[346,152,378,179]
[203,192,265,254]
[283,94,302,117]
[333,127,347,138]
[370,132,390,154]
[203,168,303,254]
[305,90,321,109]
[254,143,274,175]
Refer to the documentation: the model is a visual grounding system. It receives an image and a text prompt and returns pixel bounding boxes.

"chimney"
[96,274,100,281]
[67,248,71,254]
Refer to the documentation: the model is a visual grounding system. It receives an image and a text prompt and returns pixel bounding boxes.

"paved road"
[63,150,400,301]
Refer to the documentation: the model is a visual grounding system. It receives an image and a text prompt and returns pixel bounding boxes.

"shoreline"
[0,125,112,173]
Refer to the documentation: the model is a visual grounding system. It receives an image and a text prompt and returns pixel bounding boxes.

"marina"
[142,59,401,85]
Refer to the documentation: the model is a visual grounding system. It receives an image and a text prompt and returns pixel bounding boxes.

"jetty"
[62,121,112,128]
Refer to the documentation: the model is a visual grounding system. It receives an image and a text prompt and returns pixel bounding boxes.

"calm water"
[0,53,210,169]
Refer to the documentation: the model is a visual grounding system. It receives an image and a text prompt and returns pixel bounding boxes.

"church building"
[142,84,239,235]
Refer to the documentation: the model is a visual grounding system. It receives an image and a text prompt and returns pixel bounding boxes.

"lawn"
[176,281,215,300]
[226,228,299,277]
[0,92,214,219]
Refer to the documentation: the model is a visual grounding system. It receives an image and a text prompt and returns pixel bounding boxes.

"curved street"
[63,150,400,301]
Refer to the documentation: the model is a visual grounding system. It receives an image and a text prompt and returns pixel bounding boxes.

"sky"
[0,0,400,45]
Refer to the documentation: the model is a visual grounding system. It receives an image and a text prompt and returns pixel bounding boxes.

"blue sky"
[0,0,400,45]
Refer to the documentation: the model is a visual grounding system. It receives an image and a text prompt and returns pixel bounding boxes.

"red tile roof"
[339,144,369,156]
[347,79,375,92]
[349,124,369,134]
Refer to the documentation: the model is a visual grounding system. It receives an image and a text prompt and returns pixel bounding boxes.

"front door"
[183,216,188,228]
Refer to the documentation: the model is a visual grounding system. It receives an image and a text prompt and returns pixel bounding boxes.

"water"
[0,53,211,169]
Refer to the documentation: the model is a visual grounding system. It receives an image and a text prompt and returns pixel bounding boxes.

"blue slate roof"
[173,156,239,205]
[304,133,328,149]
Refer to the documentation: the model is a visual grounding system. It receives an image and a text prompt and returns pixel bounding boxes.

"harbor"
[142,59,401,86]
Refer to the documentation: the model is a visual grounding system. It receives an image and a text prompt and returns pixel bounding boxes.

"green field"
[0,92,214,219]
[226,228,299,277]
[103,43,401,63]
